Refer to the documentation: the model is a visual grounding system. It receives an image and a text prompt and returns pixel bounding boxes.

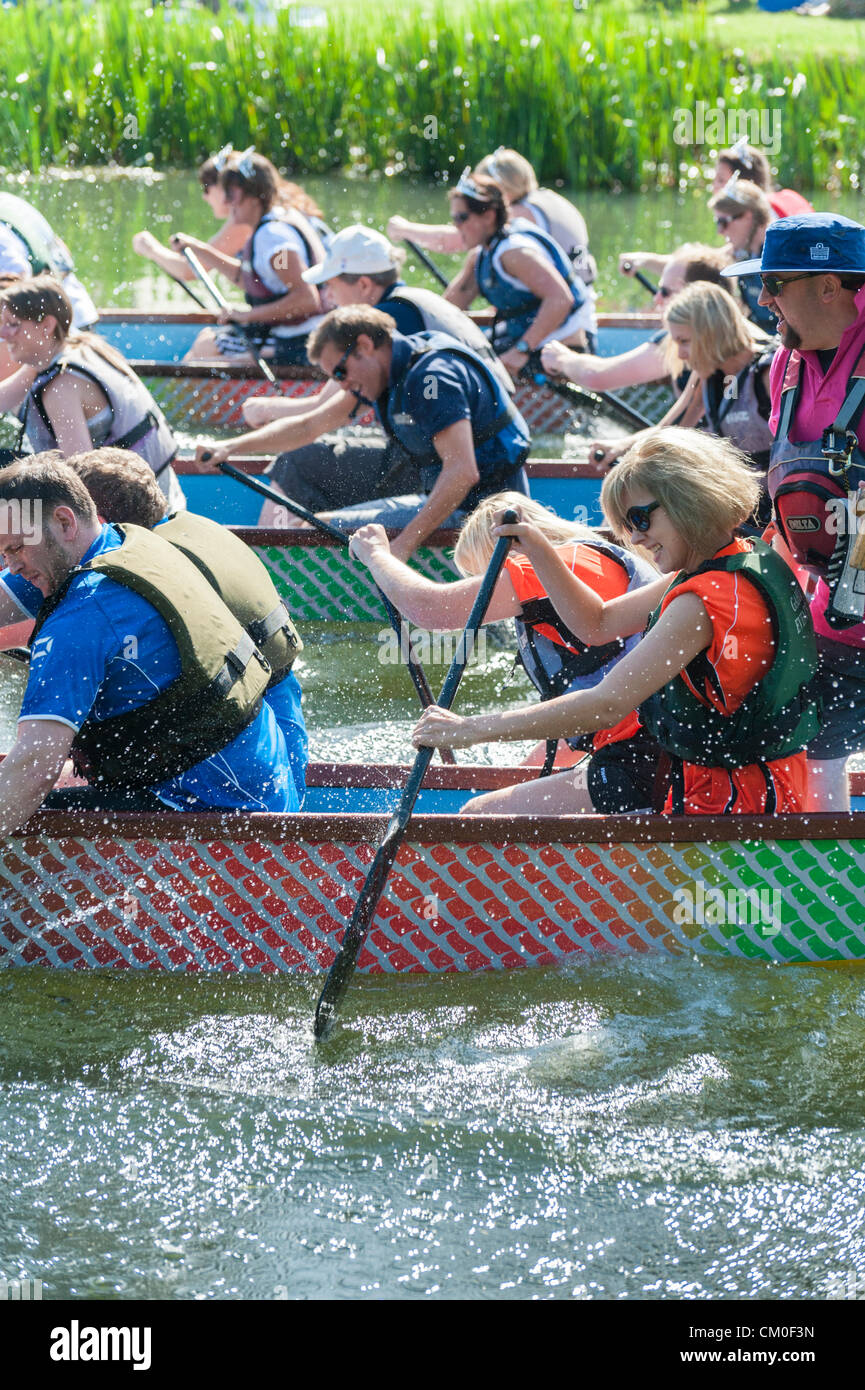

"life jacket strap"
[248,601,300,648]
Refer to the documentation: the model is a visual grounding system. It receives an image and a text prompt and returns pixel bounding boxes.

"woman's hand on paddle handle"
[539,340,576,379]
[193,440,230,471]
[132,230,160,260]
[412,705,475,751]
[491,510,545,558]
[348,523,391,567]
[587,440,622,473]
[619,254,648,277]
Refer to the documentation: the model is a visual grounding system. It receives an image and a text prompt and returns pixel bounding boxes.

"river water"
[1,173,864,1304]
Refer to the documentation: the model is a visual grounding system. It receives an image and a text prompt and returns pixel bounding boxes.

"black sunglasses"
[759,272,814,297]
[624,500,660,534]
[330,344,355,382]
[451,211,473,226]
[715,213,745,231]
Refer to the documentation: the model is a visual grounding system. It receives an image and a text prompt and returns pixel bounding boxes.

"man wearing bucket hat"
[723,212,865,811]
[194,225,515,525]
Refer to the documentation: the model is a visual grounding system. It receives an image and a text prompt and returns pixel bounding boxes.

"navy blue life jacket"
[475,219,586,342]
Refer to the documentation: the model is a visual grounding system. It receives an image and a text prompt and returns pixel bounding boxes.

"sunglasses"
[451,211,473,226]
[715,213,745,231]
[624,500,660,534]
[759,272,814,297]
[330,344,355,382]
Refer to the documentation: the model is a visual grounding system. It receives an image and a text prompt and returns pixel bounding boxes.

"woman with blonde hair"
[413,429,818,817]
[0,275,183,508]
[591,282,776,493]
[709,175,776,332]
[348,490,662,810]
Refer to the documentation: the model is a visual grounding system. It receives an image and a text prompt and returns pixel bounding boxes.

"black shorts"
[586,727,661,814]
[807,636,865,760]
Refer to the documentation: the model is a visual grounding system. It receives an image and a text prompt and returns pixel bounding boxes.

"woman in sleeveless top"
[0,275,183,509]
[132,147,254,292]
[170,151,326,365]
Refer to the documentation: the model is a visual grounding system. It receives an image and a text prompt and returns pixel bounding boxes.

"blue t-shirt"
[13,525,299,812]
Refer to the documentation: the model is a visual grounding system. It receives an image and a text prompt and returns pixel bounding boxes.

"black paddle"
[621,260,659,297]
[521,352,654,433]
[404,239,450,290]
[180,246,280,388]
[215,459,456,765]
[313,510,519,1041]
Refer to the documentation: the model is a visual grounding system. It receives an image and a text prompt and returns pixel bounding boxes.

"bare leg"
[465,766,594,816]
[182,327,226,362]
[807,756,850,812]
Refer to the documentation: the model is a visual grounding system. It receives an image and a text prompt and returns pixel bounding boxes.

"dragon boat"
[95,310,671,437]
[1,763,863,974]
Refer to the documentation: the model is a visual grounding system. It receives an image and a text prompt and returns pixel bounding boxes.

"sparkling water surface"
[1,175,864,1302]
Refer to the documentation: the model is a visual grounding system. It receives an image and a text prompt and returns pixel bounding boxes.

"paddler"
[198,304,531,561]
[170,150,326,365]
[0,457,299,824]
[211,225,512,525]
[0,276,184,509]
[441,169,595,369]
[721,213,865,812]
[710,140,815,220]
[708,176,778,334]
[411,429,818,818]
[62,446,307,800]
[349,491,663,811]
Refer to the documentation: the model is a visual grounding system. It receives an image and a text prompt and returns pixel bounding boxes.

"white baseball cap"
[302,225,399,284]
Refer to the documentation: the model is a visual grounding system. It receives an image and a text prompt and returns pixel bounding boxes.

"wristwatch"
[515,338,532,355]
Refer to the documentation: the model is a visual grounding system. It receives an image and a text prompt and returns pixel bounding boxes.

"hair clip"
[718,171,749,206]
[235,146,257,179]
[455,166,492,204]
[212,143,234,172]
[484,145,506,181]
[729,137,753,169]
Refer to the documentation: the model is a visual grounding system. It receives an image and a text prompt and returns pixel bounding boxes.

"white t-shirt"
[251,221,324,339]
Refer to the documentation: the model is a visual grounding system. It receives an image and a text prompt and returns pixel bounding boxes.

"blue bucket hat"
[721,212,865,279]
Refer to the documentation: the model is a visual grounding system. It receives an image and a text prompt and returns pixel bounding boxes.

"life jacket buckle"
[822,427,859,477]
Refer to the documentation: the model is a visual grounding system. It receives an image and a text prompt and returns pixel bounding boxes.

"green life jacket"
[31,524,271,789]
[639,540,819,771]
[156,511,302,686]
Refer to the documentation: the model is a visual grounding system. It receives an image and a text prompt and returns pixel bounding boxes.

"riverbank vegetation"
[1,0,863,189]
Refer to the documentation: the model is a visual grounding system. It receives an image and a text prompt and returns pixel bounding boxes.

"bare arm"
[225,249,320,326]
[541,338,667,390]
[412,592,710,749]
[348,523,521,627]
[590,373,704,469]
[443,250,480,309]
[132,221,251,282]
[497,247,573,346]
[168,233,243,283]
[0,718,74,837]
[39,375,98,456]
[0,365,37,415]
[386,420,480,562]
[619,252,671,277]
[242,377,339,427]
[386,216,464,255]
[500,522,671,644]
[194,387,356,467]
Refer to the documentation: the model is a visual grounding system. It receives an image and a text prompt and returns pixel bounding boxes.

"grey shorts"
[807,636,865,760]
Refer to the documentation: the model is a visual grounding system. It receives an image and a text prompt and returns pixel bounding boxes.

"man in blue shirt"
[0,458,298,830]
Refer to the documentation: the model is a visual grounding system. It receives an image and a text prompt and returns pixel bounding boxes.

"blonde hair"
[709,177,773,230]
[662,280,773,379]
[453,491,595,576]
[475,148,538,203]
[601,428,762,554]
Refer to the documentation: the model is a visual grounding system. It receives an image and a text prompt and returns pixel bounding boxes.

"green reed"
[0,0,863,190]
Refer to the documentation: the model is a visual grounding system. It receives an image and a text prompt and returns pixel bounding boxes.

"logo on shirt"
[787,516,821,532]
[30,635,54,660]
[809,242,831,261]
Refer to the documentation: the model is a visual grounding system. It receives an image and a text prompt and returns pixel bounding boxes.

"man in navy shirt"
[0,458,296,831]
[301,306,530,560]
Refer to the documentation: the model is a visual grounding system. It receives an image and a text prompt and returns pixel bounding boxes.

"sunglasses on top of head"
[624,500,660,534]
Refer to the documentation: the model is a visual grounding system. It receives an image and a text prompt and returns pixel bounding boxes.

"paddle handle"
[181,247,279,388]
[313,512,519,1040]
[522,352,654,433]
[404,239,449,290]
[621,261,658,297]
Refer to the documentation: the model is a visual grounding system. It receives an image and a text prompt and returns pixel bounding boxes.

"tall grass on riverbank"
[1,0,864,190]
